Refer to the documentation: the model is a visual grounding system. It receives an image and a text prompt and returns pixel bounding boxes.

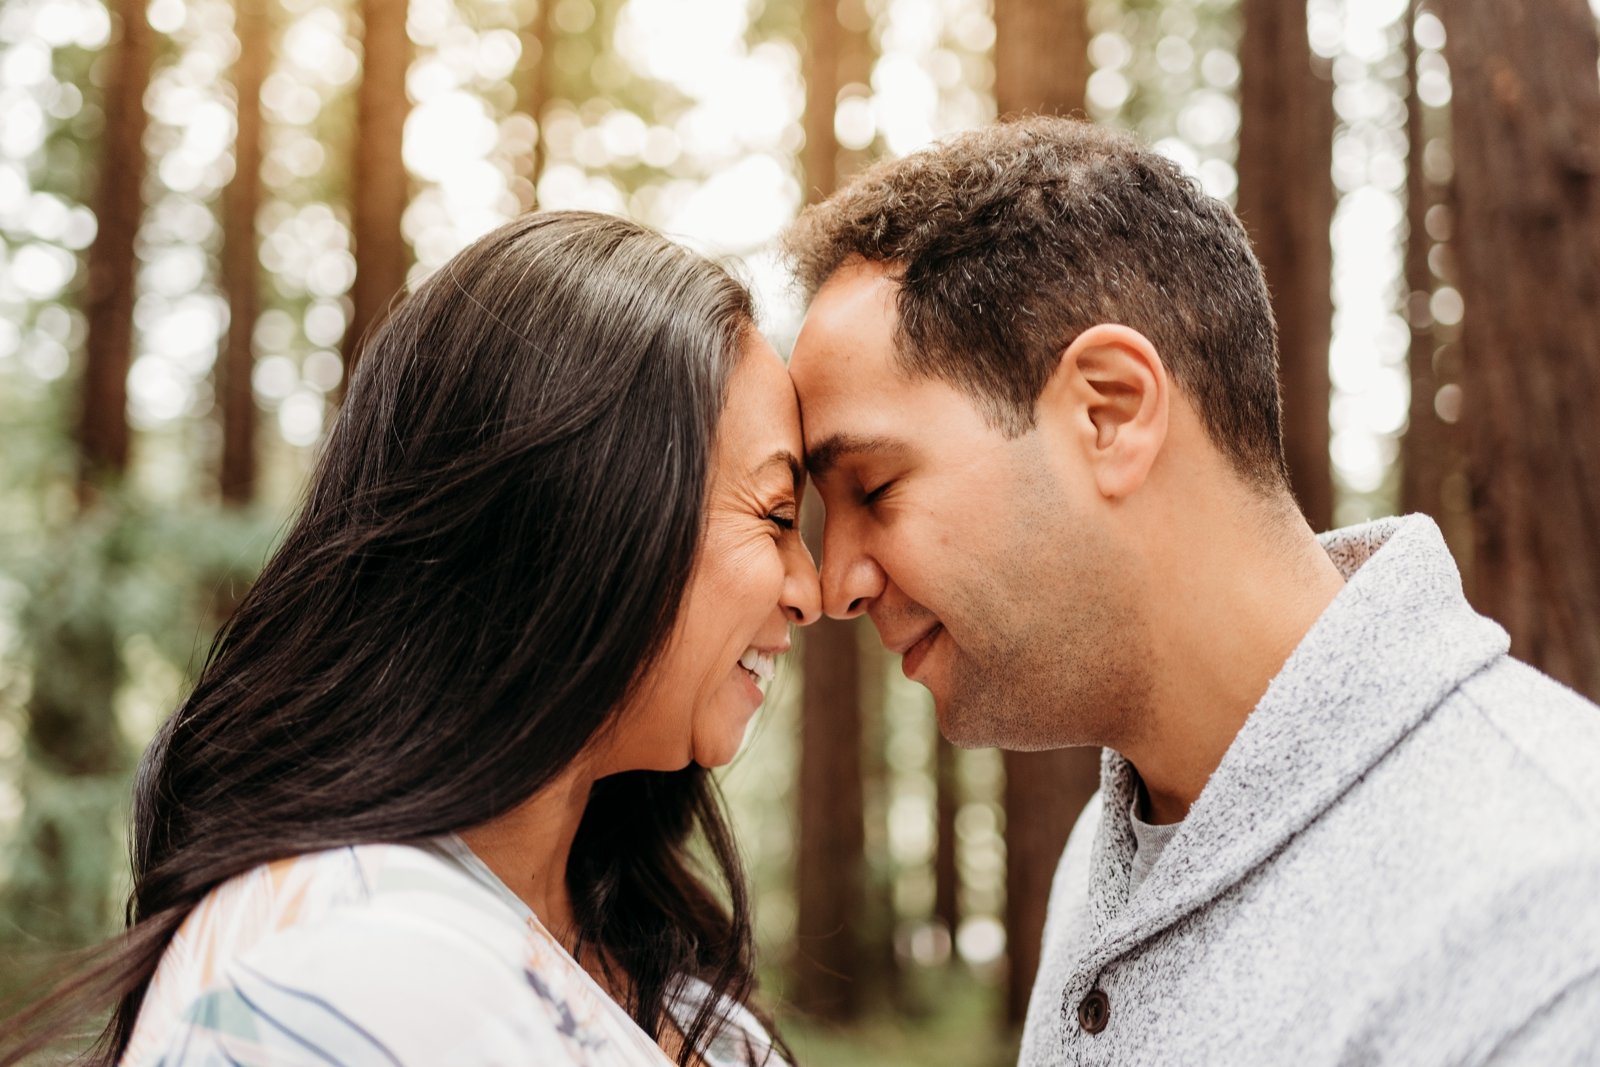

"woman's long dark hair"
[1,211,778,1066]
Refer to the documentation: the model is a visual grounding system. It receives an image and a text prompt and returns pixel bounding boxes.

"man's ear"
[1036,323,1170,499]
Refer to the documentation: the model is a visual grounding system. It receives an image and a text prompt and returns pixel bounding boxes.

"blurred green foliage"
[785,969,1018,1067]
[0,487,280,947]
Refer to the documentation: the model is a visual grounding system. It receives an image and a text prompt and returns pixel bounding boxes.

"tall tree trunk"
[518,0,554,210]
[791,0,875,1023]
[993,0,1088,119]
[799,0,838,202]
[794,512,866,1022]
[1000,750,1097,1021]
[1399,5,1471,565]
[77,0,154,495]
[990,0,1101,1027]
[801,0,869,199]
[342,0,411,389]
[856,631,899,1005]
[1236,0,1335,532]
[1400,0,1441,521]
[218,0,268,504]
[932,733,960,942]
[1437,0,1600,700]
[8,0,150,945]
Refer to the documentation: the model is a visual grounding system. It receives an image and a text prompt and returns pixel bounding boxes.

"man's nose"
[820,514,885,620]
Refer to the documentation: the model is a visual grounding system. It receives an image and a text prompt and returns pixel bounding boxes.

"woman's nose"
[782,536,823,626]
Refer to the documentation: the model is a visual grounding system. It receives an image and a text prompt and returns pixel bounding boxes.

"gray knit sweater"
[1019,515,1600,1066]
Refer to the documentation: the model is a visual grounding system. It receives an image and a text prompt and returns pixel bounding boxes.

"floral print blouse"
[122,836,783,1067]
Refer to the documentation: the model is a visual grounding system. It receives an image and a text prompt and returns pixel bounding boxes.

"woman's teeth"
[738,647,777,682]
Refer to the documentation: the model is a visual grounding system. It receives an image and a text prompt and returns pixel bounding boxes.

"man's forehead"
[820,261,899,327]
[791,355,944,469]
[792,268,902,395]
[816,255,901,298]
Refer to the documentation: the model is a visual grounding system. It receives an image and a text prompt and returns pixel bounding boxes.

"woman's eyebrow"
[804,433,904,478]
[750,450,804,490]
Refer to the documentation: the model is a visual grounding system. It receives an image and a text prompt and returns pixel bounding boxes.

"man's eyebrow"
[805,433,904,478]
[752,449,804,490]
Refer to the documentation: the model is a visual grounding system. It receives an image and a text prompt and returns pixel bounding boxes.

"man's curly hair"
[782,116,1289,492]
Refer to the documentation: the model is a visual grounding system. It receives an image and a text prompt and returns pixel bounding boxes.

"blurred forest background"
[1,0,1598,1060]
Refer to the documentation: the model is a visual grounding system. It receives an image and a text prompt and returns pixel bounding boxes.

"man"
[783,117,1600,1064]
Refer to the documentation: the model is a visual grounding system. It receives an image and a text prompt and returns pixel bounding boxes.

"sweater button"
[1077,989,1110,1034]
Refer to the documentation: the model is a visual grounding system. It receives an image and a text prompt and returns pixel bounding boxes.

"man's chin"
[933,696,1001,750]
[935,688,1093,751]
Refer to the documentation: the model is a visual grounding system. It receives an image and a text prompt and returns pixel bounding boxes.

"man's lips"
[883,619,939,656]
[895,622,943,680]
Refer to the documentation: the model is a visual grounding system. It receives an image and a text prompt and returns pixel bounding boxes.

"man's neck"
[1121,502,1347,826]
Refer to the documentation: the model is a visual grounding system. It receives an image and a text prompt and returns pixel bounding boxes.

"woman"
[2,212,821,1066]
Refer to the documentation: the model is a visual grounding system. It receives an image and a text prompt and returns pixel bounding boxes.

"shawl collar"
[1077,515,1509,973]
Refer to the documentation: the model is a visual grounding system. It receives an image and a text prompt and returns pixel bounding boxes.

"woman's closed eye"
[862,480,894,506]
[766,505,798,531]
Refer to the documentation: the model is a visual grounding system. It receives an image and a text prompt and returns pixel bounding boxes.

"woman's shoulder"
[139,892,577,1066]
[128,841,790,1067]
[142,841,531,987]
[126,841,577,1066]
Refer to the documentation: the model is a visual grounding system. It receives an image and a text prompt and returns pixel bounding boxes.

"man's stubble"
[937,470,1154,753]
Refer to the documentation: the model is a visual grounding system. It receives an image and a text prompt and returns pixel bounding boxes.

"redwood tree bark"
[1437,0,1600,700]
[856,630,899,1004]
[1399,0,1442,521]
[799,0,839,205]
[794,612,866,1017]
[993,0,1088,119]
[791,0,875,1023]
[990,0,1102,1026]
[218,0,268,504]
[518,0,555,210]
[794,513,866,1021]
[801,0,873,198]
[11,0,150,945]
[78,0,154,493]
[1001,748,1097,1021]
[1236,0,1336,532]
[343,0,411,388]
[932,733,960,941]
